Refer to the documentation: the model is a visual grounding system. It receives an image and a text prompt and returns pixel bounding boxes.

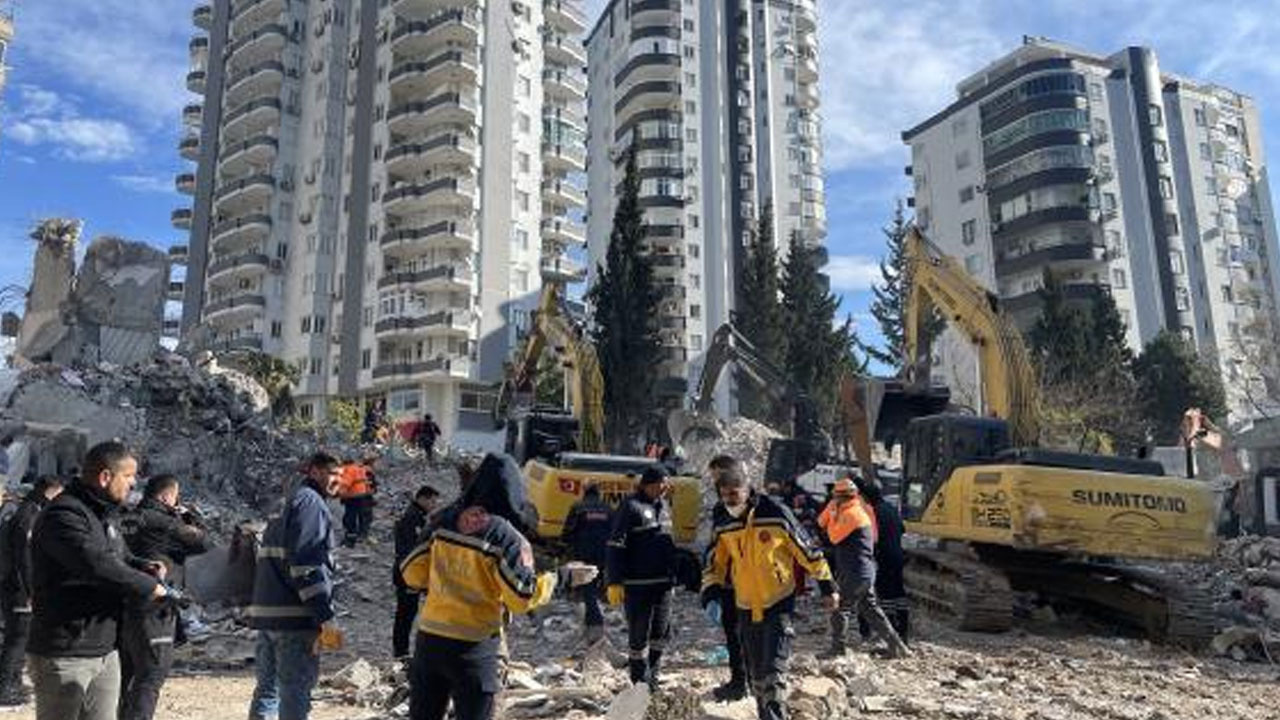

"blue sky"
[3,0,1280,353]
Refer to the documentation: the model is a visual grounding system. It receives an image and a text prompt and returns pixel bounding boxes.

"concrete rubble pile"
[1195,535,1280,660]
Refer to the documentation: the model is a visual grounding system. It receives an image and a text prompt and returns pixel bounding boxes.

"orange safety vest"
[338,464,372,499]
[817,497,875,546]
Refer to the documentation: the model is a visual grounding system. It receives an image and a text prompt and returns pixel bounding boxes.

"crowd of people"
[0,438,911,720]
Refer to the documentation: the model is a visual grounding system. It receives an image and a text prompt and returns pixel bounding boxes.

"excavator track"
[904,548,1014,633]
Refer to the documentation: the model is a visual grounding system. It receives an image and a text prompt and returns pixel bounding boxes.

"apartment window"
[955,150,971,170]
[309,357,322,376]
[360,349,371,370]
[1103,192,1118,211]
[961,219,977,246]
[1170,250,1185,275]
[689,304,701,319]
[518,112,531,133]
[1222,285,1235,303]
[298,403,313,421]
[1199,142,1212,161]
[688,243,700,259]
[1205,176,1218,195]
[959,186,975,204]
[519,75,531,97]
[686,128,697,142]
[315,316,327,334]
[518,152,530,173]
[513,228,529,250]
[683,45,695,59]
[689,214,700,228]
[682,19,694,31]
[685,101,696,114]
[1152,140,1169,162]
[371,182,381,202]
[301,317,312,333]
[1112,268,1127,289]
[1166,213,1180,236]
[270,321,282,338]
[690,334,703,352]
[1158,176,1174,199]
[363,306,372,327]
[951,118,967,137]
[690,274,701,289]
[685,71,696,87]
[516,269,530,293]
[1089,82,1103,101]
[1175,288,1190,311]
[1194,107,1206,126]
[1148,104,1163,126]
[964,254,982,275]
[517,190,530,212]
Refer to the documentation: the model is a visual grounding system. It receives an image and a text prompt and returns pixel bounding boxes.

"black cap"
[640,467,667,486]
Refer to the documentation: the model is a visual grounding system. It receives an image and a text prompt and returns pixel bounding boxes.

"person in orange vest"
[817,477,909,658]
[337,458,376,548]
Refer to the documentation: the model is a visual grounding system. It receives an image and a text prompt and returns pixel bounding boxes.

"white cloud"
[824,255,882,292]
[111,174,177,194]
[6,85,139,162]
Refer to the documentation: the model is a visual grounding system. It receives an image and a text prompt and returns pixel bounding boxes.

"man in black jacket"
[606,467,676,686]
[562,484,611,644]
[0,476,63,706]
[28,441,168,720]
[393,484,439,658]
[857,479,909,643]
[120,474,213,720]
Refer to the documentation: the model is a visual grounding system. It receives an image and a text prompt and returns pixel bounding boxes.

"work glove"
[313,621,345,654]
[558,561,599,588]
[607,584,625,607]
[703,599,722,625]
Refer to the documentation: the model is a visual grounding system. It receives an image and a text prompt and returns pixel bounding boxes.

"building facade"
[903,37,1280,422]
[177,0,588,442]
[584,0,825,412]
[0,1,13,137]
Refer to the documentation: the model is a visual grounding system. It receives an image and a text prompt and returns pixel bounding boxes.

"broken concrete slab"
[15,219,80,366]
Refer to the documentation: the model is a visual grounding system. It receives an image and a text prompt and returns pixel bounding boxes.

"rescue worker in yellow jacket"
[400,453,595,720]
[701,456,837,720]
[817,477,909,659]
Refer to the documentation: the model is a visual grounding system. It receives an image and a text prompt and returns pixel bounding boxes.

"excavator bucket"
[873,380,952,448]
[667,408,725,450]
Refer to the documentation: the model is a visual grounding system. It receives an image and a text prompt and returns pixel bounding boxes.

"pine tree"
[781,230,848,427]
[1134,330,1228,444]
[587,145,664,452]
[735,202,788,425]
[868,201,943,372]
[1027,270,1093,384]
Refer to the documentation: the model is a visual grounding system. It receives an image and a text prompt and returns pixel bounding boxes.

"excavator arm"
[494,284,606,453]
[903,226,1041,447]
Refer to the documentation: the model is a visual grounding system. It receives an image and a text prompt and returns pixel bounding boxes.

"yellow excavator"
[494,283,700,543]
[851,227,1220,643]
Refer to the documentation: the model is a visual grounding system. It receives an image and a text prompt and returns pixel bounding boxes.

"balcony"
[214,173,275,213]
[387,92,478,135]
[991,206,1092,239]
[230,0,285,31]
[796,81,820,110]
[171,208,193,230]
[543,33,586,68]
[176,173,197,195]
[995,242,1105,276]
[383,177,476,216]
[390,9,480,57]
[794,0,817,31]
[186,69,206,94]
[614,81,681,116]
[631,0,680,20]
[222,97,282,139]
[163,318,182,336]
[381,219,476,257]
[798,54,818,83]
[179,135,201,161]
[385,133,477,177]
[545,1,587,33]
[225,59,285,107]
[371,355,468,382]
[374,310,471,338]
[541,218,585,246]
[203,293,267,321]
[542,142,586,173]
[193,4,213,30]
[541,180,585,209]
[540,256,585,283]
[167,281,186,301]
[377,264,471,291]
[210,334,265,353]
[389,51,478,98]
[651,253,686,271]
[218,134,279,176]
[182,103,203,128]
[613,53,679,88]
[211,213,272,252]
[227,23,288,68]
[1004,282,1106,314]
[189,36,209,57]
[208,252,273,282]
[658,346,688,364]
[168,245,189,264]
[542,68,586,101]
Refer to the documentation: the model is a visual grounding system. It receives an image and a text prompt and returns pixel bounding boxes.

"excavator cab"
[901,414,1010,522]
[505,408,581,464]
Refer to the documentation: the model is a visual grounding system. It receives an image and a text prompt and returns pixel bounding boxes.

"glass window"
[1175,288,1190,311]
[964,254,982,275]
[1194,108,1206,126]
[1166,213,1180,236]
[959,186,975,204]
[1170,250,1185,274]
[1158,176,1174,199]
[1199,142,1212,161]
[1149,104,1163,126]
[955,150,971,170]
[1112,268,1127,289]
[961,219,977,246]
[982,109,1090,156]
[1152,140,1168,162]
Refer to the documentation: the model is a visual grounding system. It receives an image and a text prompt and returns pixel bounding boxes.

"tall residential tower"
[585,0,825,411]
[903,37,1280,421]
[178,0,588,441]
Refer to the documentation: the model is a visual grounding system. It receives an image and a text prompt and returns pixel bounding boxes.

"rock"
[859,696,892,713]
[509,669,547,691]
[327,658,380,691]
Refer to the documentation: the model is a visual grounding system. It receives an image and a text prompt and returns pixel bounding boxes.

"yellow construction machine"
[494,283,701,544]
[853,227,1220,643]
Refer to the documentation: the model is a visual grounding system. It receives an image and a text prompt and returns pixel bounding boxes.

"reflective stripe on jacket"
[247,481,336,630]
[701,493,833,622]
[400,507,556,643]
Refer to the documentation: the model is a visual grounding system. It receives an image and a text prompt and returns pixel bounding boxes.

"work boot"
[711,678,748,702]
[628,659,648,685]
[646,650,663,688]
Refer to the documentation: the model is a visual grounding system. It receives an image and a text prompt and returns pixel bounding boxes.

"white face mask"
[725,502,748,518]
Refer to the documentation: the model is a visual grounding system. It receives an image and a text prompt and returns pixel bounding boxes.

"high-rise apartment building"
[0,1,13,135]
[178,0,588,441]
[585,0,825,411]
[903,37,1280,421]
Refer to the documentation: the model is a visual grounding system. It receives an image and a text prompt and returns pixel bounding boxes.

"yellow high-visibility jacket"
[400,506,557,642]
[701,493,833,622]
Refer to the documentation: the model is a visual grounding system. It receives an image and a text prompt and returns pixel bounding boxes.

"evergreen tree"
[868,201,944,372]
[587,145,664,452]
[781,230,848,427]
[1133,330,1228,444]
[1027,270,1093,384]
[735,202,788,425]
